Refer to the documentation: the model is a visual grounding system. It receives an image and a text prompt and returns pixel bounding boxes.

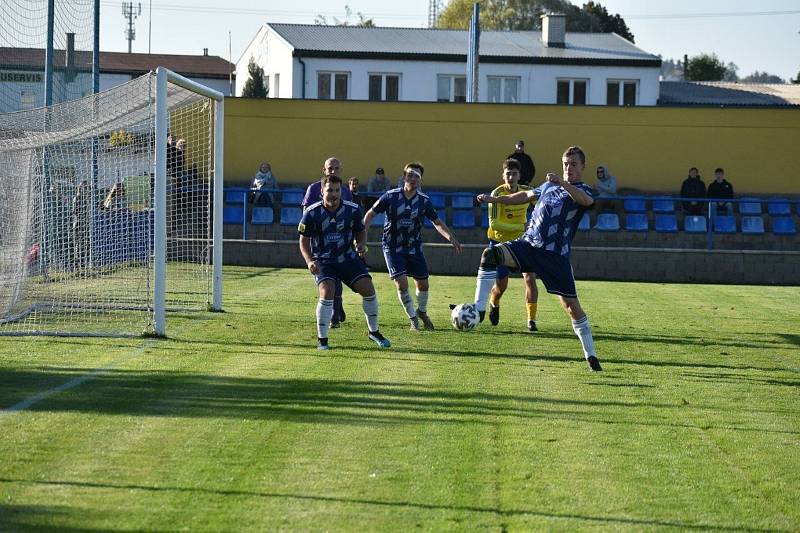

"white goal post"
[0,67,224,337]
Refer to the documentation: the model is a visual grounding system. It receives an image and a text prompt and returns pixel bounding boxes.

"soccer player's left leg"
[474,245,505,317]
[353,277,390,348]
[561,296,601,371]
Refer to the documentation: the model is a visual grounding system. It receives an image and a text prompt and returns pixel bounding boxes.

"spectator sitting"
[367,167,392,194]
[348,176,366,210]
[680,167,706,215]
[706,167,734,214]
[251,162,278,207]
[593,165,618,214]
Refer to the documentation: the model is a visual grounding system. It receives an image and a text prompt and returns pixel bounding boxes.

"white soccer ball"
[451,303,479,331]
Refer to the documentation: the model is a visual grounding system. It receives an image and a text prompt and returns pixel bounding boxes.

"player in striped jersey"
[299,175,390,350]
[474,146,602,371]
[364,162,462,331]
[480,158,541,331]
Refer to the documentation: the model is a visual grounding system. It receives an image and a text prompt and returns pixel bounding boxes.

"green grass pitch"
[1,267,798,531]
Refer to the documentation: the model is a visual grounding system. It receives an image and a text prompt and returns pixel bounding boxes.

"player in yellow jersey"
[477,158,540,331]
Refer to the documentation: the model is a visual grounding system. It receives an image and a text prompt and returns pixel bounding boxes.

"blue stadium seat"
[684,215,707,233]
[481,210,489,229]
[713,215,736,233]
[451,209,475,228]
[625,214,648,232]
[424,217,434,228]
[280,207,303,226]
[772,217,797,235]
[280,188,305,206]
[371,212,386,227]
[655,214,678,233]
[427,192,446,209]
[741,216,764,234]
[594,213,620,231]
[225,190,247,204]
[578,213,590,231]
[451,193,474,209]
[652,196,675,214]
[623,197,646,213]
[251,207,274,225]
[738,197,762,215]
[223,206,245,224]
[767,198,791,216]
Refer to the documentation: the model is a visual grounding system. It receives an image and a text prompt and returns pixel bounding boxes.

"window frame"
[556,78,589,105]
[487,76,521,103]
[437,74,467,103]
[606,79,638,106]
[368,72,401,102]
[317,71,350,100]
[20,89,35,110]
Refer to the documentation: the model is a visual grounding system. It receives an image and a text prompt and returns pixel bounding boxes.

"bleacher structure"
[0,68,224,337]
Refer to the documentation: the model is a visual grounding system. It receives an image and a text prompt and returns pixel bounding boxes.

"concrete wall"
[224,98,800,194]
[222,240,800,286]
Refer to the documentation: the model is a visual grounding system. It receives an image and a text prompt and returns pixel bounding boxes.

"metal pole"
[467,3,480,103]
[44,0,54,106]
[154,68,168,335]
[212,98,224,311]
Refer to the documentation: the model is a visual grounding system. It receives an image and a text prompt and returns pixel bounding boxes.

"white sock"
[363,294,379,332]
[316,298,334,339]
[474,269,497,312]
[416,289,429,313]
[571,315,597,359]
[397,288,416,319]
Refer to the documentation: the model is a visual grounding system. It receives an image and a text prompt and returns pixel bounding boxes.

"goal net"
[0,68,224,336]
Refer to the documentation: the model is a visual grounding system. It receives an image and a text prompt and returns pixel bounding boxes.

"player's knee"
[479,246,502,270]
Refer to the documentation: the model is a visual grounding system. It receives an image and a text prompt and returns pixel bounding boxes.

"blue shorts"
[383,248,429,280]
[504,240,577,298]
[489,239,511,280]
[313,258,371,290]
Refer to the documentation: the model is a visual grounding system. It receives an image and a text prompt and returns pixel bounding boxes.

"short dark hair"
[689,167,699,172]
[404,162,424,176]
[563,146,586,166]
[715,167,724,174]
[321,175,342,188]
[503,158,520,172]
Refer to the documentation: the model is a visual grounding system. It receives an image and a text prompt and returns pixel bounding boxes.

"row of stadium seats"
[224,188,479,209]
[619,196,799,216]
[584,213,797,235]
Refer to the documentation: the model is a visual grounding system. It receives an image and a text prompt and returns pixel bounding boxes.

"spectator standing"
[680,167,706,215]
[251,162,278,207]
[707,167,734,214]
[506,140,536,186]
[348,176,365,210]
[71,179,91,270]
[594,165,618,214]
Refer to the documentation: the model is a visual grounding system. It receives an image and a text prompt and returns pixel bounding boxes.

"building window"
[556,79,587,105]
[487,76,520,103]
[274,73,280,98]
[368,73,400,101]
[264,75,270,97]
[317,72,349,100]
[437,75,467,102]
[20,90,35,110]
[607,80,638,106]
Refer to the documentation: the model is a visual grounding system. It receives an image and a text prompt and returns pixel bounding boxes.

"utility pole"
[122,2,141,53]
[428,0,440,28]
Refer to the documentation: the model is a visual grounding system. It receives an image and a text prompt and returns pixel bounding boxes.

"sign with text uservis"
[0,71,44,83]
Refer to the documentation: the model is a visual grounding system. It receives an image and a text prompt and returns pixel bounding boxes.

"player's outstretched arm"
[363,208,376,227]
[432,219,463,254]
[477,190,533,205]
[547,173,594,207]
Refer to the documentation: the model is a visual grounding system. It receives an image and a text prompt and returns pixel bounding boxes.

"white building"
[0,48,234,113]
[236,15,662,106]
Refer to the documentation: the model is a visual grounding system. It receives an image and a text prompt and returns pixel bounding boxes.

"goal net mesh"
[0,72,217,336]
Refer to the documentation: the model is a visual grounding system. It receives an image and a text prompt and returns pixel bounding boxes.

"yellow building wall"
[225,98,800,194]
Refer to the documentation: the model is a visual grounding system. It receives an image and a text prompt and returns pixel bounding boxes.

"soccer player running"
[364,162,463,331]
[474,146,602,371]
[299,175,390,350]
[481,158,541,332]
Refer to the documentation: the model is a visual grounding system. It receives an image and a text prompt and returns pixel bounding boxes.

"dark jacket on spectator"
[680,175,707,214]
[507,152,535,186]
[707,179,734,201]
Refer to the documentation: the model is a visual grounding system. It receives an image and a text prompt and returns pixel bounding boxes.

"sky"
[93,0,800,80]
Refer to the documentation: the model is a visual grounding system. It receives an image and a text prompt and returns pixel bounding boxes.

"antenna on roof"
[428,0,441,28]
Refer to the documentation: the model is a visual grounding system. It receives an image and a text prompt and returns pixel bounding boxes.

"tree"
[241,59,268,99]
[436,0,634,42]
[315,5,374,27]
[792,70,800,84]
[684,53,730,82]
[740,71,785,84]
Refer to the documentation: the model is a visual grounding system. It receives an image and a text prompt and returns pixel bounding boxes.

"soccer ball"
[451,303,479,331]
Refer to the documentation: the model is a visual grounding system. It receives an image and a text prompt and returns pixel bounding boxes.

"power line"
[98,2,425,20]
[625,10,800,20]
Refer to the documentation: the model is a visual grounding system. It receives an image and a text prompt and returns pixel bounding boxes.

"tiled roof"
[267,23,660,65]
[659,81,800,107]
[0,48,234,78]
